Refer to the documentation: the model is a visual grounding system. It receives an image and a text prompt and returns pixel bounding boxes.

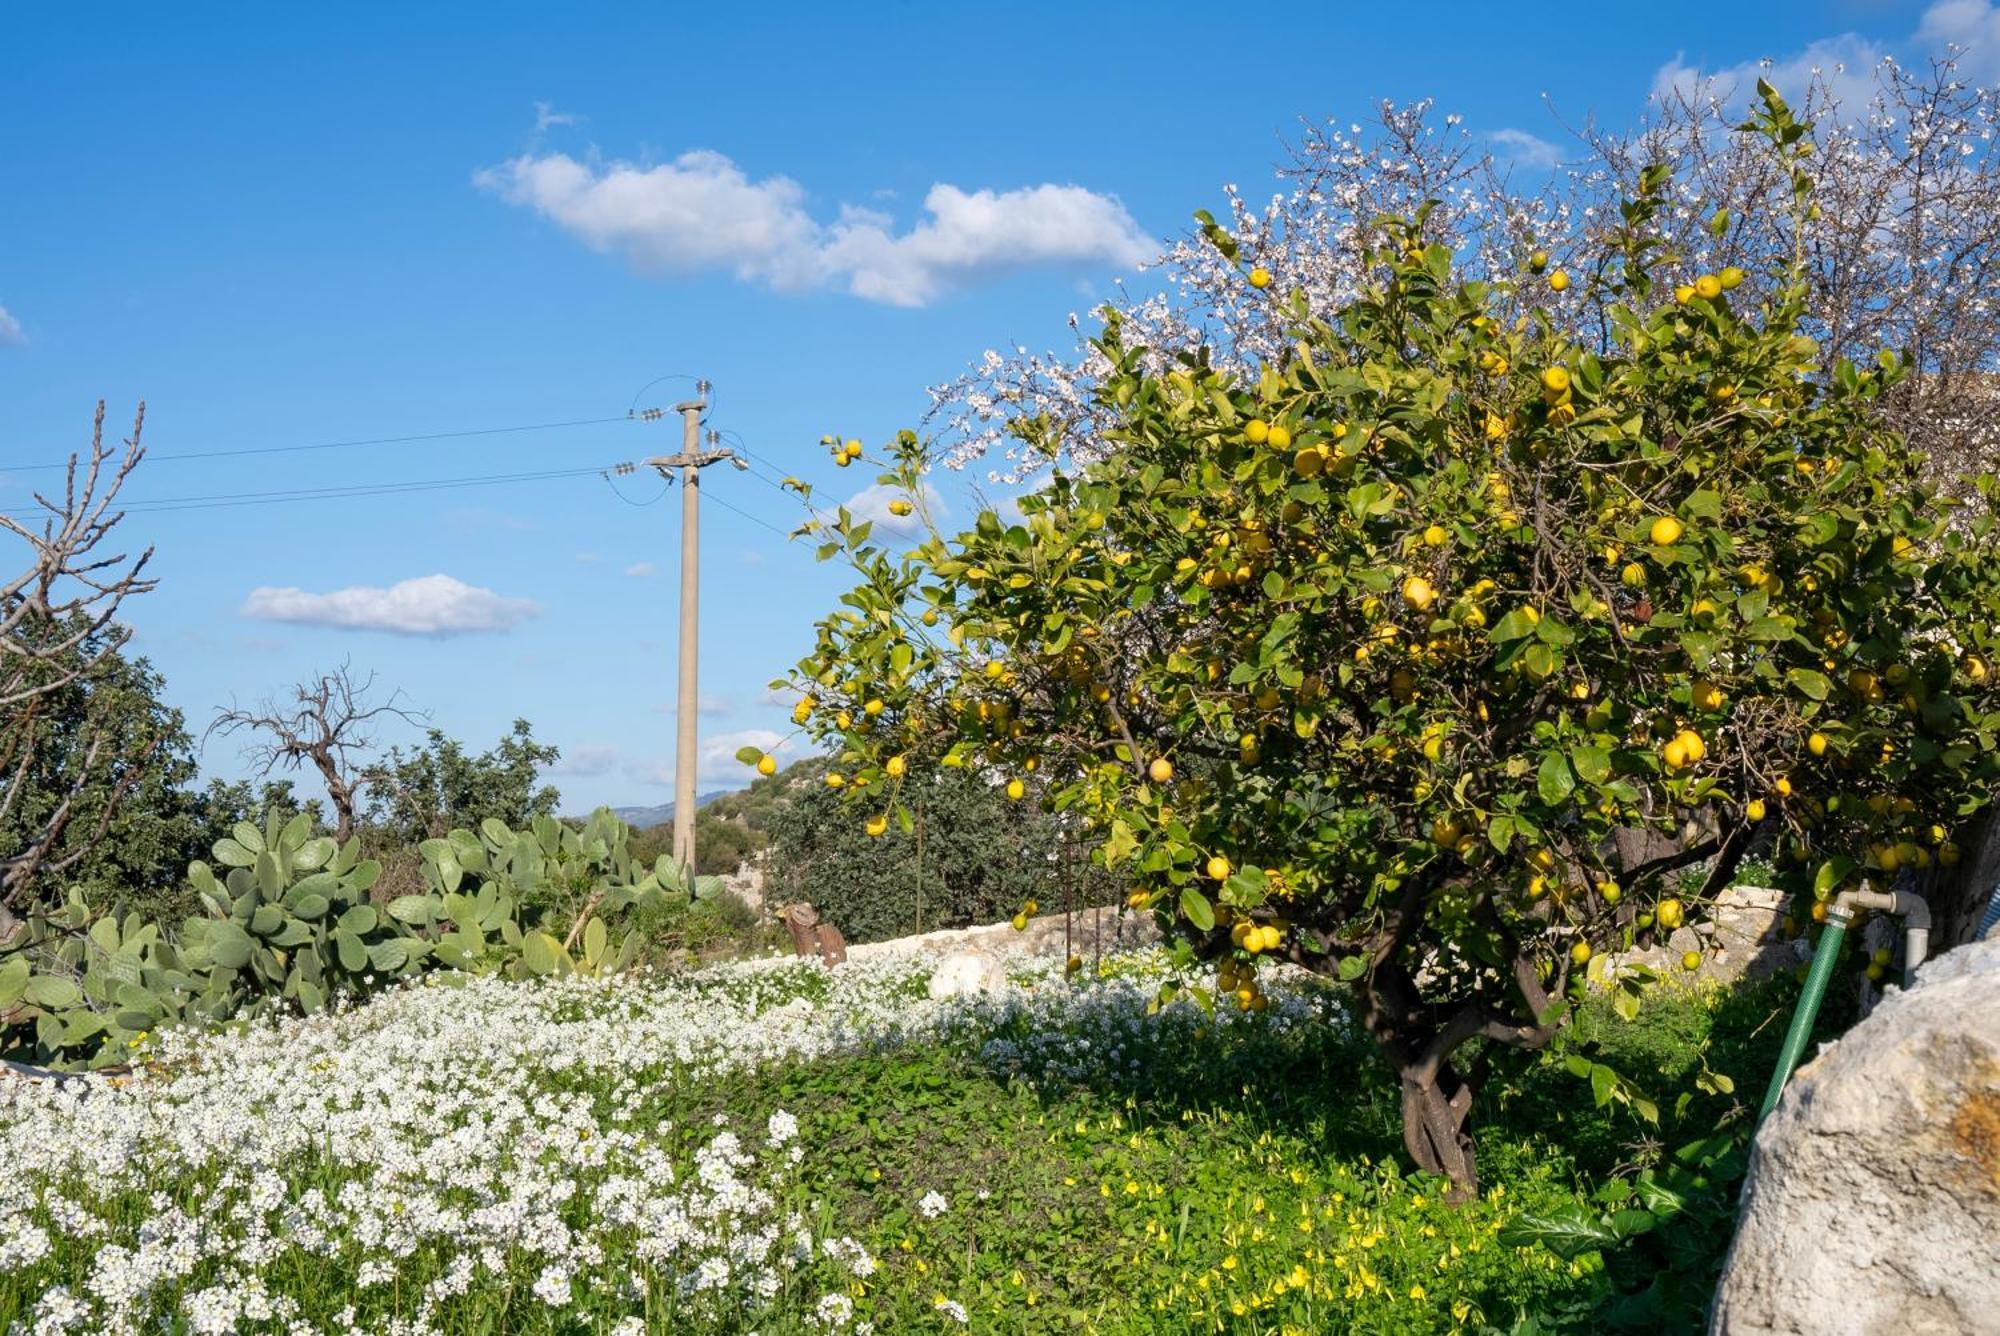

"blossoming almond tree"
[933,56,2000,494]
[785,86,2000,1196]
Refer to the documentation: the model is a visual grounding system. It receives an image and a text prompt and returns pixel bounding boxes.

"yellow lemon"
[1657,898,1685,930]
[1401,576,1436,610]
[1650,515,1684,546]
[1548,271,1571,292]
[1248,266,1273,289]
[1541,366,1571,396]
[865,815,888,838]
[1807,732,1828,757]
[1005,778,1026,801]
[756,753,778,776]
[1719,266,1745,290]
[888,498,914,517]
[1245,418,1271,444]
[1148,757,1174,784]
[1266,424,1293,450]
[885,755,907,778]
[1695,274,1722,300]
[1744,798,1767,822]
[1206,855,1232,881]
[1682,950,1702,972]
[1570,941,1592,966]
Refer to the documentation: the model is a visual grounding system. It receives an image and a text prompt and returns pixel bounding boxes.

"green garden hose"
[1757,906,1850,1122]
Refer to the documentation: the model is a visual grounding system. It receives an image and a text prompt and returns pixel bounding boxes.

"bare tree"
[0,402,157,907]
[207,664,426,842]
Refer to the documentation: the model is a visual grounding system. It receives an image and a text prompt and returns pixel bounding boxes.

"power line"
[702,487,794,538]
[0,464,616,518]
[8,414,640,472]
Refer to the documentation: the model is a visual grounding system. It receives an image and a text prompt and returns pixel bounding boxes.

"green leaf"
[583,916,608,966]
[1499,1206,1623,1260]
[1337,955,1366,981]
[387,895,437,926]
[1103,819,1138,869]
[212,838,256,868]
[1572,745,1613,786]
[334,929,367,973]
[1683,488,1723,520]
[1814,856,1855,898]
[1786,668,1831,700]
[1538,752,1577,805]
[366,939,410,973]
[289,893,331,921]
[1491,608,1538,643]
[0,958,28,1009]
[23,975,82,1010]
[208,922,254,970]
[1179,887,1215,932]
[734,745,766,765]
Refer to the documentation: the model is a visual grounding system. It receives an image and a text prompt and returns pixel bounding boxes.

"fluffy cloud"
[841,481,944,540]
[240,573,538,635]
[1651,1,2000,113]
[475,147,1154,307]
[624,561,658,578]
[0,304,23,348]
[618,728,793,788]
[1488,129,1561,170]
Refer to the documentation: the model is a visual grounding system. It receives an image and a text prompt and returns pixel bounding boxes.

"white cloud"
[624,560,658,578]
[698,728,789,785]
[0,304,23,348]
[554,744,623,777]
[475,147,1154,307]
[1489,129,1561,170]
[1646,1,2000,116]
[1653,33,1888,117]
[1919,0,2000,81]
[618,727,794,788]
[652,694,734,718]
[240,573,538,636]
[843,481,943,540]
[533,100,582,134]
[574,551,601,564]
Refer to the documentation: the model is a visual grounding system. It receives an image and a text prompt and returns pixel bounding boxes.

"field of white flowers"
[1,950,1351,1335]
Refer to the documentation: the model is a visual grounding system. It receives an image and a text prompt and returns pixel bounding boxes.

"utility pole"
[644,380,744,871]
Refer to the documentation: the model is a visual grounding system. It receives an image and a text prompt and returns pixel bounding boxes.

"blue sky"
[0,0,1974,813]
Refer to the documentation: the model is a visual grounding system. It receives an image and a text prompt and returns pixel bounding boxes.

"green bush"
[765,762,1121,943]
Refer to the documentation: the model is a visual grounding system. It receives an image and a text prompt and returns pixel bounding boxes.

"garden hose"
[1757,905,1851,1122]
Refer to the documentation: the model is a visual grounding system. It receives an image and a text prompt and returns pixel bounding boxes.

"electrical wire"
[0,464,615,518]
[701,488,794,538]
[8,415,641,472]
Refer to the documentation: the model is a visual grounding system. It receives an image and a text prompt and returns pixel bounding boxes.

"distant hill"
[602,791,730,830]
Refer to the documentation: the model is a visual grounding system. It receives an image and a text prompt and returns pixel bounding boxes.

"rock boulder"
[1711,938,2000,1334]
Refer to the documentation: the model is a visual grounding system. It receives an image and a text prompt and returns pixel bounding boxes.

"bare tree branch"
[207,662,428,842]
[1,403,156,902]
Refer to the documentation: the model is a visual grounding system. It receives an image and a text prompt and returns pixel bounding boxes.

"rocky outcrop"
[1711,938,2000,1335]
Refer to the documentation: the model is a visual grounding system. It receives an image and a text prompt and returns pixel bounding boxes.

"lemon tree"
[781,88,2000,1196]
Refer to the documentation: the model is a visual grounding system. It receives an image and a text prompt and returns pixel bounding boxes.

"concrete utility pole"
[644,381,743,871]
